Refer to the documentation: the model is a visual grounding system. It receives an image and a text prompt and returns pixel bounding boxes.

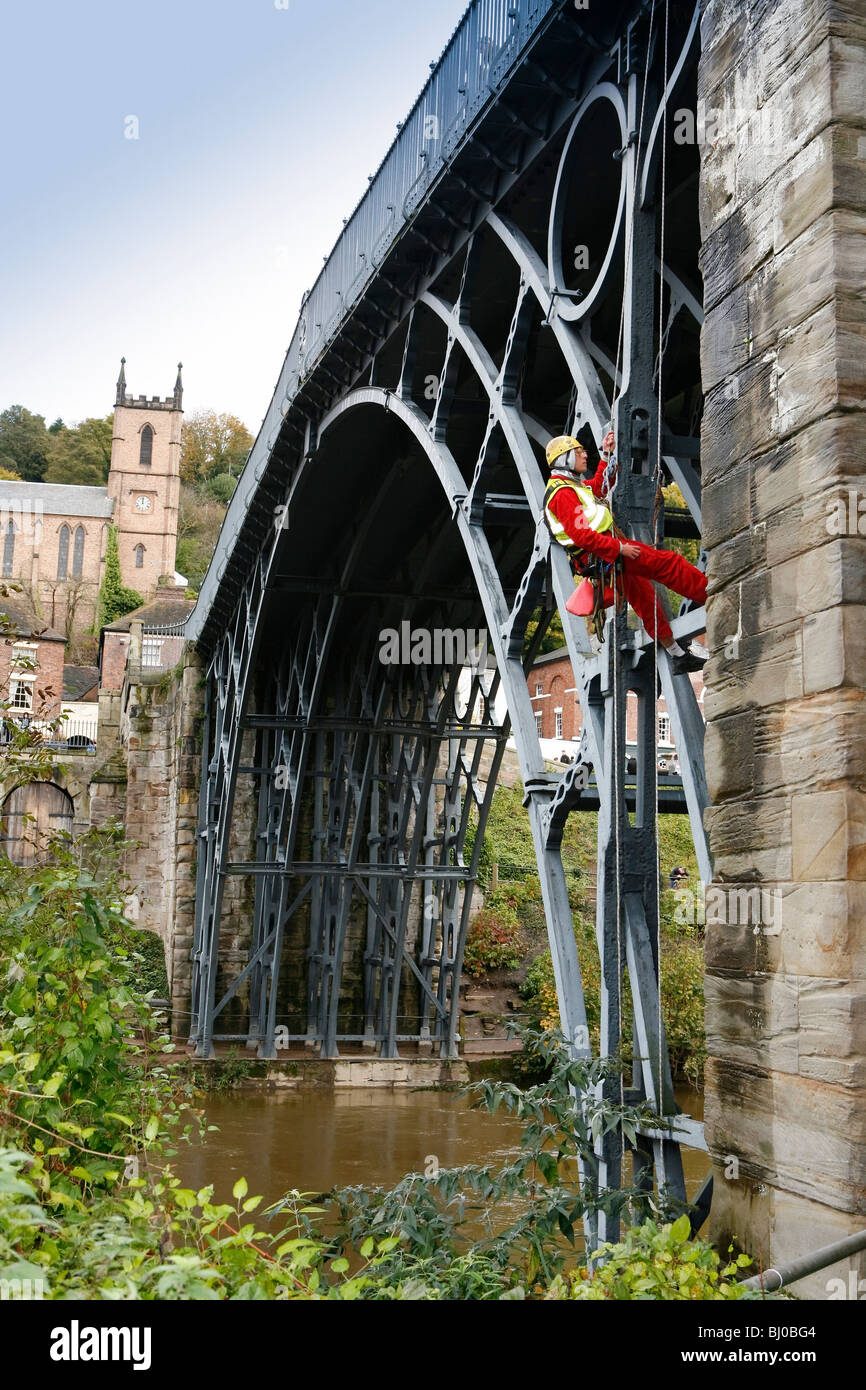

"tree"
[44,415,113,486]
[205,472,237,503]
[525,607,565,657]
[0,405,50,481]
[175,483,227,591]
[97,526,142,628]
[180,409,252,484]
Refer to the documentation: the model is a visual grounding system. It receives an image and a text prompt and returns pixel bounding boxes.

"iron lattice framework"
[188,0,710,1237]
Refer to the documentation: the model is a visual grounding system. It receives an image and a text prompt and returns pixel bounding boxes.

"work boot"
[671,641,708,676]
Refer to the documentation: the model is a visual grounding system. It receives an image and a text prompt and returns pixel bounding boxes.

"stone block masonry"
[699,0,866,1297]
[111,653,205,1022]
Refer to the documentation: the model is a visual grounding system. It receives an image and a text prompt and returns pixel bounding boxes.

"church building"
[0,361,184,641]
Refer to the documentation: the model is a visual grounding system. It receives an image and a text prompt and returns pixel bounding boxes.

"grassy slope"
[472,780,705,1085]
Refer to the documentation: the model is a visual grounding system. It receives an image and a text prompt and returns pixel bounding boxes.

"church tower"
[106,359,183,598]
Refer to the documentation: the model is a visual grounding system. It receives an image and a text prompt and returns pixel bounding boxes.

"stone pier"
[699,0,865,1296]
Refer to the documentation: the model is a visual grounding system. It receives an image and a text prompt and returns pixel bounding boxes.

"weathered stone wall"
[115,654,204,1019]
[699,0,865,1296]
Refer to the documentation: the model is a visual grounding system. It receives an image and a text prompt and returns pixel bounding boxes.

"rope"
[610,565,625,1178]
[652,0,671,1124]
[607,0,659,1203]
[610,0,658,452]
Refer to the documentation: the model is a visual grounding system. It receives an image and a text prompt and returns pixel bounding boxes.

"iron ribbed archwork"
[187,0,710,1238]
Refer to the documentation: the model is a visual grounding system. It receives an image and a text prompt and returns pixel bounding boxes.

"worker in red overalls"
[543,431,708,675]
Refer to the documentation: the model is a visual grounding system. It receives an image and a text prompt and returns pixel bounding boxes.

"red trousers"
[597,541,707,645]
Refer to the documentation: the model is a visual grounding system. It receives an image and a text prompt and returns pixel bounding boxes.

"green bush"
[205,472,237,503]
[522,930,704,1086]
[124,927,169,999]
[463,906,523,978]
[547,1215,759,1301]
[97,525,143,627]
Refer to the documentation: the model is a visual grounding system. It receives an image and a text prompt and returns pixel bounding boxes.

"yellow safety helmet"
[545,434,586,468]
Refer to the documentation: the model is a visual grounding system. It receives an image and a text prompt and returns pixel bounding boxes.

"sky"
[0,0,470,434]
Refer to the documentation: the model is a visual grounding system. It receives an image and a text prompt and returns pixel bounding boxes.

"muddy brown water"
[176,1084,709,1223]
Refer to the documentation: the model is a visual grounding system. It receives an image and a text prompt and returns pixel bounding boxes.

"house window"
[57,524,69,579]
[140,424,153,467]
[11,679,33,710]
[135,544,145,569]
[11,643,37,672]
[72,526,85,579]
[142,638,162,667]
[2,521,14,578]
[658,713,671,744]
[555,709,563,739]
[534,710,543,738]
[535,683,542,697]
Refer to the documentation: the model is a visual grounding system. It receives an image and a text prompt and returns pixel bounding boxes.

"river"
[176,1083,709,1216]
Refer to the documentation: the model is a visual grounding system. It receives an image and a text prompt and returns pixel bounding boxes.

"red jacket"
[547,459,621,565]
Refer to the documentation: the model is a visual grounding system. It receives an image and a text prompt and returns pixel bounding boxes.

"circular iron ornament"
[639,0,701,210]
[547,82,628,324]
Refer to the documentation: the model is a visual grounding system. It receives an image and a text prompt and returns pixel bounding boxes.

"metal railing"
[0,716,99,752]
[740,1227,866,1294]
[188,0,566,645]
[140,624,187,672]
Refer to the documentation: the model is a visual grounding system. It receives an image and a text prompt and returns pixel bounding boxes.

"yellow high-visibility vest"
[543,474,614,550]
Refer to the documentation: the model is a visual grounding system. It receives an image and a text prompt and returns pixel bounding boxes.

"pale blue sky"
[0,0,469,432]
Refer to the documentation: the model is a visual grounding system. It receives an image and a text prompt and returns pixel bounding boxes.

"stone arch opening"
[0,782,74,865]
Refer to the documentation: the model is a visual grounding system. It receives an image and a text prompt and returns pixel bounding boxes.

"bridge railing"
[188,0,565,645]
[140,623,187,673]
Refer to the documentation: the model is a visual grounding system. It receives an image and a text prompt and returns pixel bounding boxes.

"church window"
[2,521,14,578]
[134,544,145,569]
[140,424,153,467]
[72,526,85,578]
[57,525,69,580]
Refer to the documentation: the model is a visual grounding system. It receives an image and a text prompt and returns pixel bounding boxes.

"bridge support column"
[699,0,866,1296]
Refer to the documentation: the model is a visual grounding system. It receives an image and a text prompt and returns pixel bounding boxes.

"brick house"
[99,589,195,692]
[0,597,66,721]
[528,645,705,763]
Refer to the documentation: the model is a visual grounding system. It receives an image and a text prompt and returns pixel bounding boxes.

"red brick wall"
[101,632,132,692]
[528,650,705,749]
[0,637,65,717]
[529,652,579,741]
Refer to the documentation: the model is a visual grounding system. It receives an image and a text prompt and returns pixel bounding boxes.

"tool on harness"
[544,472,623,641]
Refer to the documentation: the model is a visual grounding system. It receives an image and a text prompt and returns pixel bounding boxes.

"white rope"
[610,0,658,457]
[609,0,659,1203]
[652,0,671,1124]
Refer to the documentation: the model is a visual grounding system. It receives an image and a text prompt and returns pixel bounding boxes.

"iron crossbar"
[221,862,474,879]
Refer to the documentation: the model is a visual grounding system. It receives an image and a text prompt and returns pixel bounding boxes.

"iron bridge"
[186,0,711,1238]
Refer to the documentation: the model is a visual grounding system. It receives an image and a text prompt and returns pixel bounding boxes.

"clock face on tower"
[134,495,153,513]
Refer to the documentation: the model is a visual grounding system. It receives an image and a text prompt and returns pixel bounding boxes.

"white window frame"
[10,677,34,710]
[554,708,563,739]
[11,641,38,671]
[534,710,543,738]
[658,713,671,745]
